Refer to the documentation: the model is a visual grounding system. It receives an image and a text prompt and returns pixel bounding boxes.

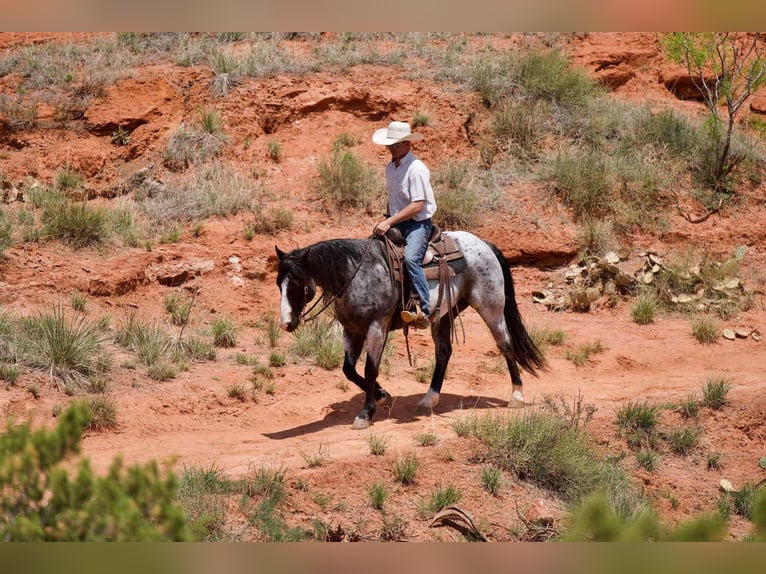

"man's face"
[387,141,410,162]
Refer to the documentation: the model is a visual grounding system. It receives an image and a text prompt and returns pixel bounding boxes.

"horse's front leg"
[417,316,452,411]
[342,329,391,409]
[351,322,390,430]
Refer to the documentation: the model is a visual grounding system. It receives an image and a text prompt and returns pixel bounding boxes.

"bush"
[0,402,190,540]
[40,195,109,249]
[432,162,478,229]
[313,150,377,212]
[21,301,111,393]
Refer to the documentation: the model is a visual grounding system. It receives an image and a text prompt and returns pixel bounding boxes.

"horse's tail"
[488,242,548,376]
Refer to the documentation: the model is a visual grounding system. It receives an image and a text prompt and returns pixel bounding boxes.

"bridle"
[297,236,376,324]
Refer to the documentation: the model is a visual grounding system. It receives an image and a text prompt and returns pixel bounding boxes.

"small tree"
[0,402,191,541]
[665,33,766,192]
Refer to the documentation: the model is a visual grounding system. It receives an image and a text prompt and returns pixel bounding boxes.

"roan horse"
[275,231,547,430]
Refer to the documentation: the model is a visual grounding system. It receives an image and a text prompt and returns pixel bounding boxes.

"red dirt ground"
[1,32,765,541]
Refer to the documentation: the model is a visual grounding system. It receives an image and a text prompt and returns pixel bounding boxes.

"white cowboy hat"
[372,121,424,146]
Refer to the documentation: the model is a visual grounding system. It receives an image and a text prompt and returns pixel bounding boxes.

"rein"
[299,236,376,324]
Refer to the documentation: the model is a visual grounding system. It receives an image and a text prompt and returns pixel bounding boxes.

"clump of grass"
[247,207,294,235]
[565,340,604,366]
[472,410,618,505]
[411,111,431,128]
[227,383,248,401]
[481,467,503,496]
[392,453,419,485]
[163,117,228,171]
[414,432,438,447]
[332,132,359,151]
[290,319,343,370]
[300,444,330,468]
[70,291,87,313]
[666,425,700,456]
[313,150,377,212]
[177,464,233,541]
[267,140,282,162]
[210,51,241,98]
[0,363,21,385]
[21,301,111,392]
[690,316,719,344]
[40,195,109,249]
[211,315,237,348]
[366,432,390,456]
[56,167,82,191]
[115,313,170,367]
[631,290,657,325]
[577,218,618,258]
[706,452,724,470]
[146,363,177,381]
[616,401,659,449]
[413,357,435,384]
[432,162,478,229]
[635,449,659,472]
[678,392,701,419]
[701,377,731,410]
[164,292,193,326]
[85,395,117,431]
[422,484,461,515]
[268,352,286,367]
[528,324,565,352]
[265,315,280,348]
[367,482,388,510]
[451,413,476,438]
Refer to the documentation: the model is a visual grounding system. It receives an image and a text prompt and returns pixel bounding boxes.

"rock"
[605,251,620,264]
[147,259,215,287]
[752,331,762,342]
[752,94,766,115]
[719,478,735,493]
[734,328,751,339]
[525,498,555,527]
[722,329,736,341]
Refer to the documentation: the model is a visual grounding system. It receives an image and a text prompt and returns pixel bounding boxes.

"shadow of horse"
[262,392,507,440]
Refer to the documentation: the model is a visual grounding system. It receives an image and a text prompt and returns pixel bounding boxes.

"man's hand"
[373,219,391,236]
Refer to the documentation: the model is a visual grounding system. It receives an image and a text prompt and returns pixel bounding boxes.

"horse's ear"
[275,245,286,261]
[300,247,311,264]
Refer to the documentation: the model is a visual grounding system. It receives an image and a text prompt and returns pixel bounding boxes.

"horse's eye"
[304,286,309,295]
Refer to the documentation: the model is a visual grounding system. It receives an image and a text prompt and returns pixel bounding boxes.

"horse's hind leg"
[417,317,452,411]
[477,308,526,407]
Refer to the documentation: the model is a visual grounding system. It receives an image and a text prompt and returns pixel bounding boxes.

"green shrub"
[473,410,622,505]
[21,302,111,392]
[666,425,700,456]
[41,196,109,249]
[267,140,282,162]
[422,484,461,514]
[701,377,731,410]
[290,319,343,370]
[0,402,190,540]
[631,290,657,325]
[481,466,503,495]
[433,162,478,229]
[313,150,377,212]
[392,453,419,485]
[635,450,659,472]
[690,316,719,344]
[85,395,118,431]
[368,482,388,510]
[366,432,390,456]
[211,315,237,348]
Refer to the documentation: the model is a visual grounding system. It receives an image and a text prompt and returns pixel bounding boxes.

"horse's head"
[275,245,316,332]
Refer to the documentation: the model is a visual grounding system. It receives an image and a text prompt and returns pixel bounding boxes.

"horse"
[275,230,547,430]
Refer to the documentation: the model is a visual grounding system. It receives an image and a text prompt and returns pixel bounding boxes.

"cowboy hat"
[372,121,424,146]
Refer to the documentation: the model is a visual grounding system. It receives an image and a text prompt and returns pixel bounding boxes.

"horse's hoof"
[376,392,394,409]
[416,390,440,411]
[352,417,370,430]
[508,389,526,408]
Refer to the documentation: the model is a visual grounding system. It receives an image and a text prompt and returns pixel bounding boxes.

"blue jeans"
[395,219,432,316]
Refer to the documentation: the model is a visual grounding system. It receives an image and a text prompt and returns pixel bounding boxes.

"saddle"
[383,224,466,318]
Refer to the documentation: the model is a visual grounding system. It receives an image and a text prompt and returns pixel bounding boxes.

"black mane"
[281,238,385,296]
